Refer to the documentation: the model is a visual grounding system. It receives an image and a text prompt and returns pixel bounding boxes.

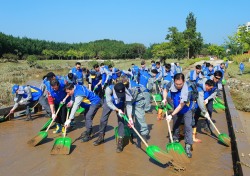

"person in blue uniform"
[166,73,195,158]
[64,83,101,142]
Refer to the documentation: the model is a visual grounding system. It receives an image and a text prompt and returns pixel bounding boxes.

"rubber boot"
[116,137,123,153]
[81,130,92,142]
[25,114,32,121]
[185,144,192,158]
[53,123,62,134]
[93,133,105,146]
[157,108,163,120]
[193,127,202,143]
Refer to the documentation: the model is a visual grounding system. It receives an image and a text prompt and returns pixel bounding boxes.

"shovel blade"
[50,137,72,155]
[166,143,186,155]
[40,118,53,131]
[166,143,190,164]
[146,145,173,164]
[218,133,231,147]
[27,131,48,147]
[154,94,162,102]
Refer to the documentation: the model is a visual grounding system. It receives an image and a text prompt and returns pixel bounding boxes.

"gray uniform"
[126,85,149,136]
[13,86,33,115]
[39,80,51,115]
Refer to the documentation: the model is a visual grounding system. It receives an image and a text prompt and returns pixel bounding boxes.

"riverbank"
[226,61,250,112]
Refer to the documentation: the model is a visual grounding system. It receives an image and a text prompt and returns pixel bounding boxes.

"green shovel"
[40,118,53,131]
[165,112,189,164]
[27,103,63,147]
[51,107,72,155]
[120,113,173,164]
[206,115,230,147]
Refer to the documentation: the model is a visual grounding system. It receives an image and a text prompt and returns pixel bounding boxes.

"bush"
[26,55,38,67]
[0,53,19,63]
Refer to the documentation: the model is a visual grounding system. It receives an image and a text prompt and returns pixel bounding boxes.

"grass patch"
[226,61,250,112]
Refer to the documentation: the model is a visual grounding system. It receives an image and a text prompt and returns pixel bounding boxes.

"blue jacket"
[168,83,194,115]
[138,71,150,89]
[73,85,101,105]
[108,84,125,109]
[20,85,42,101]
[47,79,68,105]
[71,67,83,85]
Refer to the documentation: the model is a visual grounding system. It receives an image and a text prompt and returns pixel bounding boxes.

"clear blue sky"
[0,0,249,47]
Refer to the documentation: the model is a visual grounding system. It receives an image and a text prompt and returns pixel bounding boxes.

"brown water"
[0,107,233,176]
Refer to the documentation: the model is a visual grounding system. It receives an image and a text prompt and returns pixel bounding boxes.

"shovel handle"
[4,113,11,120]
[206,115,220,135]
[166,112,174,143]
[120,113,149,148]
[45,103,63,132]
[64,108,71,138]
[32,102,39,110]
[152,95,158,106]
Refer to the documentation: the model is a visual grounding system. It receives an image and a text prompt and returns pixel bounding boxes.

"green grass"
[226,61,250,112]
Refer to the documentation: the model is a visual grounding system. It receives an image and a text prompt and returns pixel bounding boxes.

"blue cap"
[12,84,19,94]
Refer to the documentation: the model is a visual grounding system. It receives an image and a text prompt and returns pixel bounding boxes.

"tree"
[183,12,203,58]
[166,27,186,59]
[207,44,226,59]
[151,42,175,59]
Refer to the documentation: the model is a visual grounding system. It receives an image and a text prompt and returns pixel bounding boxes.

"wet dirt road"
[238,110,250,144]
[0,106,233,176]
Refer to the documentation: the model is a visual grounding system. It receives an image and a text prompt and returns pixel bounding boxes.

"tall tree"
[183,12,203,58]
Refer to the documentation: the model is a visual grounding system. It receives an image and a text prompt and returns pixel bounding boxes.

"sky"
[0,0,249,47]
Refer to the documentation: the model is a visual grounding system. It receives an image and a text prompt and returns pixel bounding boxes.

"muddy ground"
[0,60,233,176]
[0,105,233,176]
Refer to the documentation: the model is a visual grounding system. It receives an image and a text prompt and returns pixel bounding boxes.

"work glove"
[166,115,172,122]
[204,99,208,105]
[67,100,73,108]
[162,99,167,105]
[204,112,210,119]
[64,119,71,127]
[127,118,134,128]
[52,113,57,120]
[118,109,124,117]
[60,101,65,105]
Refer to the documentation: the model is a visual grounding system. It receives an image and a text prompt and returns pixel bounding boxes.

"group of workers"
[9,59,226,158]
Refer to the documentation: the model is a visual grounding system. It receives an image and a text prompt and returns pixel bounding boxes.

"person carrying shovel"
[10,84,42,121]
[193,79,216,142]
[47,79,70,134]
[63,83,101,142]
[93,77,150,152]
[166,73,195,158]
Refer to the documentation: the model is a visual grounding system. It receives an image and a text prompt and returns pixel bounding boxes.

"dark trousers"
[193,99,213,131]
[173,110,193,145]
[98,100,125,137]
[85,103,101,133]
[54,104,67,125]
[25,101,35,115]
